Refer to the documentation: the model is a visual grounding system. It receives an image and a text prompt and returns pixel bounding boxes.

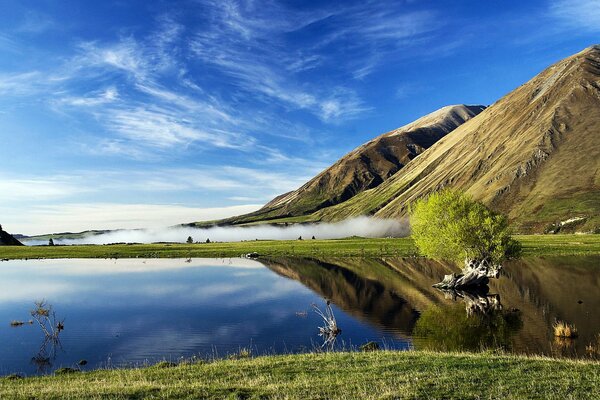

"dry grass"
[553,321,579,338]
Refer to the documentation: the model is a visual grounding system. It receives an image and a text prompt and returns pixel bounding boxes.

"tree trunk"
[433,258,501,289]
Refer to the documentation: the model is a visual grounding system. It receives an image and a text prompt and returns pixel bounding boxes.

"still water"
[0,256,598,376]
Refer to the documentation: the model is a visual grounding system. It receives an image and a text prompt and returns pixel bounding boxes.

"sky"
[0,0,599,235]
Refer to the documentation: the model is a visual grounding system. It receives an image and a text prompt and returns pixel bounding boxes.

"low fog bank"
[26,217,409,245]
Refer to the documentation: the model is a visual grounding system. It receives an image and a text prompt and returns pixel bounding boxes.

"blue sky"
[0,0,599,235]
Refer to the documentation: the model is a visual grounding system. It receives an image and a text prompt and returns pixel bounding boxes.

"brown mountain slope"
[206,105,484,226]
[313,45,600,233]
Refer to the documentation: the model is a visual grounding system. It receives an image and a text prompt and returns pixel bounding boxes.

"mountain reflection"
[262,255,600,358]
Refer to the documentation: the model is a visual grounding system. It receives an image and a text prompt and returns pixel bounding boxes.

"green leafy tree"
[186,236,193,244]
[410,189,520,267]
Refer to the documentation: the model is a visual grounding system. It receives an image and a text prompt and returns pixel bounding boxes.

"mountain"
[311,45,600,233]
[195,104,485,226]
[0,226,24,246]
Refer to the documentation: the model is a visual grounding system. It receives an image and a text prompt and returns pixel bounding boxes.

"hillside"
[0,226,24,246]
[195,105,484,226]
[307,45,600,233]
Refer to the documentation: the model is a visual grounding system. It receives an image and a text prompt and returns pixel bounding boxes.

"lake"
[0,256,598,376]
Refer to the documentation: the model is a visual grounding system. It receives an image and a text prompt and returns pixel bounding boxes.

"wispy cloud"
[550,0,600,32]
[0,176,86,201]
[189,0,395,122]
[1,203,262,235]
[58,86,119,107]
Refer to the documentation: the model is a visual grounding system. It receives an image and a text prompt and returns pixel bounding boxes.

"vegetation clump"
[553,321,579,338]
[410,190,521,288]
[54,367,79,375]
[359,341,380,352]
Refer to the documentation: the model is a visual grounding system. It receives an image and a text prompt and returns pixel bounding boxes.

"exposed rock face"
[314,45,600,232]
[216,105,485,225]
[0,226,24,246]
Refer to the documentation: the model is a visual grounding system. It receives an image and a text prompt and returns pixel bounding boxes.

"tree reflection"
[29,301,64,374]
[31,335,63,374]
[413,288,522,352]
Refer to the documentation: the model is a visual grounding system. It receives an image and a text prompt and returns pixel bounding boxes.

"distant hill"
[0,226,24,246]
[193,104,485,226]
[197,45,600,233]
[19,230,116,244]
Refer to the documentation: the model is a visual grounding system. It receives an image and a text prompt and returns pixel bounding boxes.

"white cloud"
[189,1,373,122]
[78,38,148,79]
[2,203,262,235]
[550,0,600,31]
[0,176,85,201]
[58,86,119,107]
[0,71,44,96]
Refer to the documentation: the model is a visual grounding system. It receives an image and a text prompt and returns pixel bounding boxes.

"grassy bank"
[1,351,599,399]
[1,234,600,260]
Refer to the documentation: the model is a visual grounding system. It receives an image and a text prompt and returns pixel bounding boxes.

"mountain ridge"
[311,45,600,232]
[193,45,600,233]
[199,104,485,226]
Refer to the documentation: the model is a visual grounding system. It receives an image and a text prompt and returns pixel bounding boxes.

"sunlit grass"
[0,234,599,260]
[1,351,598,399]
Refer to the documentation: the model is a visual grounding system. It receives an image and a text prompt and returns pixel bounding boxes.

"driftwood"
[433,258,502,289]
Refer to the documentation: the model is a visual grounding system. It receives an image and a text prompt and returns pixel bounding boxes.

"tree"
[186,236,193,244]
[206,238,211,243]
[410,189,520,288]
[48,238,54,246]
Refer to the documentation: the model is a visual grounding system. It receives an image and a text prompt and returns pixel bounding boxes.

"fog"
[25,217,409,245]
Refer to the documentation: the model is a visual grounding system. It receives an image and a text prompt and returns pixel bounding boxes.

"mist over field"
[26,217,409,245]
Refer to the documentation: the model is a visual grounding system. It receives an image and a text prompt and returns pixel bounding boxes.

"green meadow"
[1,234,600,259]
[1,351,599,399]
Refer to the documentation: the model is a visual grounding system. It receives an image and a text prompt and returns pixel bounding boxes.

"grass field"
[1,234,600,260]
[1,351,599,399]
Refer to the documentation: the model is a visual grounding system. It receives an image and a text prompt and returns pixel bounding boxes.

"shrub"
[410,189,521,265]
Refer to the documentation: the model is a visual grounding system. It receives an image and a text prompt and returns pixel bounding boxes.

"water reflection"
[263,255,600,358]
[413,288,523,352]
[437,288,502,317]
[31,333,63,374]
[0,255,598,376]
[0,258,399,376]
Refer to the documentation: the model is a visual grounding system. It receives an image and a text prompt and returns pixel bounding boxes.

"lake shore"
[1,234,600,260]
[1,351,599,399]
